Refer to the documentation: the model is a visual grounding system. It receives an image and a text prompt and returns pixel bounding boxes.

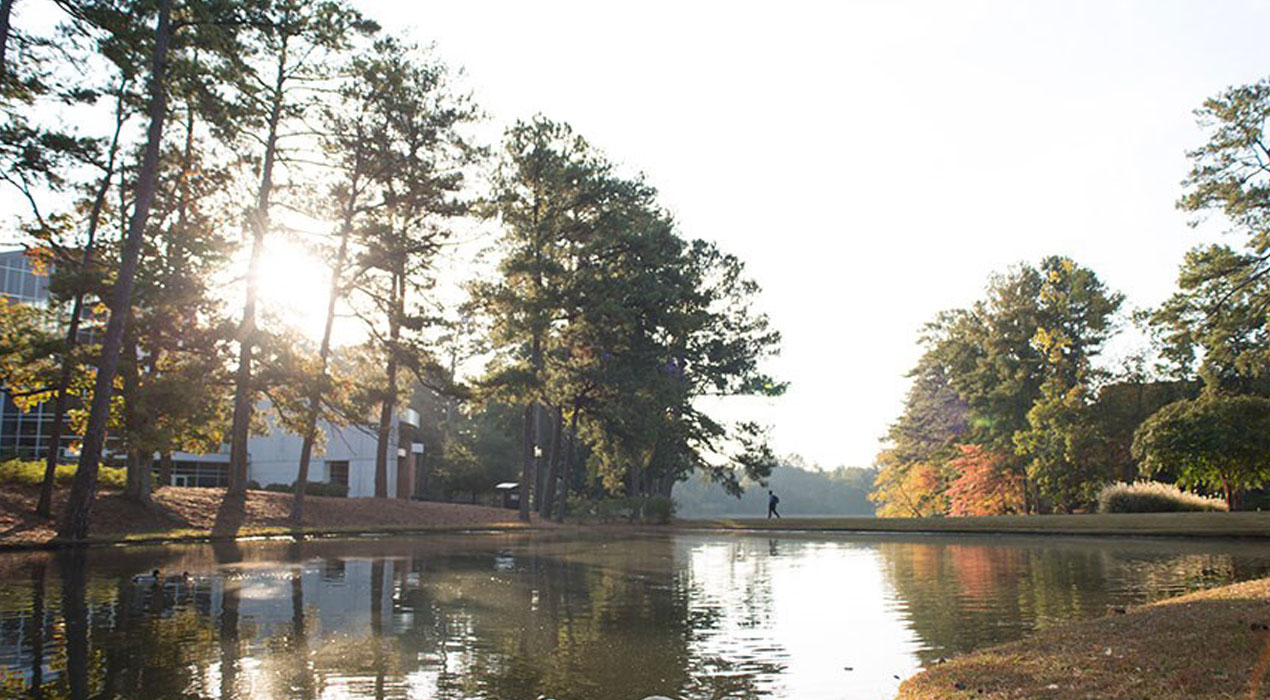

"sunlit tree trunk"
[519,402,533,521]
[554,402,581,523]
[538,406,562,517]
[61,0,171,540]
[374,267,402,499]
[228,37,289,496]
[294,174,359,522]
[36,76,129,518]
[0,0,14,79]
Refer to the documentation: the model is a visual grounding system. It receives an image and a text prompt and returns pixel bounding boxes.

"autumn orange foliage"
[945,444,1024,516]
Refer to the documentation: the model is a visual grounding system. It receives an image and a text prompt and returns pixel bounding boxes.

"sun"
[254,236,339,344]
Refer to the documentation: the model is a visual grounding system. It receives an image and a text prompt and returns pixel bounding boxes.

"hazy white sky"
[344,0,1270,468]
[12,1,1270,470]
[11,1,1267,469]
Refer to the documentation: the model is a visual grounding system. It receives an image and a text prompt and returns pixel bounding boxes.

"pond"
[1,531,1269,700]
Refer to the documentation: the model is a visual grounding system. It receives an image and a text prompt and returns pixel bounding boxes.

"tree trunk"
[125,449,151,506]
[538,405,562,517]
[36,76,129,518]
[158,451,172,488]
[60,0,171,541]
[554,403,581,523]
[374,267,402,499]
[533,403,546,509]
[294,170,358,522]
[518,401,533,522]
[0,0,14,80]
[120,327,150,506]
[228,37,289,496]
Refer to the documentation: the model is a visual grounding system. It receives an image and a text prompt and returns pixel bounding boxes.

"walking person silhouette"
[767,490,781,519]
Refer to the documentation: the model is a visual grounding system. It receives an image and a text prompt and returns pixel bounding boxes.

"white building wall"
[244,418,398,498]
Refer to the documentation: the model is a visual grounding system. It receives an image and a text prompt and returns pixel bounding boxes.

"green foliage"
[475,116,782,507]
[0,459,124,488]
[1132,394,1270,509]
[876,257,1122,516]
[1097,481,1228,513]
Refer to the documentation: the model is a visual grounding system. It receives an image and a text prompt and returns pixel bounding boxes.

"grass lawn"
[895,576,1270,699]
[684,511,1270,538]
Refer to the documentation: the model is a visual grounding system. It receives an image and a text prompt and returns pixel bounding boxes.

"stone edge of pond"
[677,511,1270,539]
[891,575,1270,700]
[0,523,555,552]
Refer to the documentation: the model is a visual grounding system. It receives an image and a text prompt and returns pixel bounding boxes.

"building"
[0,248,426,499]
[169,407,423,499]
[0,249,68,461]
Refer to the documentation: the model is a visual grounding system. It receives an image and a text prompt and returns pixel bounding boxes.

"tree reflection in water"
[875,536,1270,664]
[0,533,1269,700]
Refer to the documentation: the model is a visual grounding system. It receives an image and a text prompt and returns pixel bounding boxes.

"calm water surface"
[1,531,1269,699]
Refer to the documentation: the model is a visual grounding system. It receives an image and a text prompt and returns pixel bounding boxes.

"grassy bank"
[0,485,550,550]
[896,575,1270,699]
[686,511,1270,538]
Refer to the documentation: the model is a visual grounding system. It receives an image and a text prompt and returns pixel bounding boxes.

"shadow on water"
[0,531,1269,699]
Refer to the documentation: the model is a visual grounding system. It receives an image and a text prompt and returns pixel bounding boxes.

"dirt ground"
[0,485,544,547]
[896,576,1270,700]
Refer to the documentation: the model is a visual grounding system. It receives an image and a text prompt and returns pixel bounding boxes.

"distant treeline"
[675,462,875,518]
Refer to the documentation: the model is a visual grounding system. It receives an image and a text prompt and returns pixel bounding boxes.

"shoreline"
[894,575,1270,699]
[681,511,1270,539]
[6,487,1270,551]
[0,485,553,552]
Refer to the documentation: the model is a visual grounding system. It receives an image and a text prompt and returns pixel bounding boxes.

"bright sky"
[11,1,1270,470]
[348,0,1270,469]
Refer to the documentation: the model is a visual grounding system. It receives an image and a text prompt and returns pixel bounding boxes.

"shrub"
[0,459,126,488]
[307,481,348,498]
[565,495,676,524]
[1097,481,1228,513]
[264,481,348,498]
[641,495,677,524]
[245,480,261,491]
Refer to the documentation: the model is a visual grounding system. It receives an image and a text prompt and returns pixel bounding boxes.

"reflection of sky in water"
[679,537,920,699]
[2,533,1270,700]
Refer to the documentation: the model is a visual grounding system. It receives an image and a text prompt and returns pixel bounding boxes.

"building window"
[169,460,228,487]
[327,460,349,486]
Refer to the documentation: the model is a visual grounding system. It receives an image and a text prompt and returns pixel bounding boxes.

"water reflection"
[0,532,1268,700]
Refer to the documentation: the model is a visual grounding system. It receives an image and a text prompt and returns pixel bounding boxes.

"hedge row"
[0,459,126,488]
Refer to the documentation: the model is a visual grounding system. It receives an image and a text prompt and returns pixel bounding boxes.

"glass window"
[327,460,349,486]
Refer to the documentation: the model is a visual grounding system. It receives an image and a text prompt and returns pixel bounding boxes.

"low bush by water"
[567,495,677,524]
[1097,481,1227,513]
[263,481,350,498]
[0,458,126,488]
